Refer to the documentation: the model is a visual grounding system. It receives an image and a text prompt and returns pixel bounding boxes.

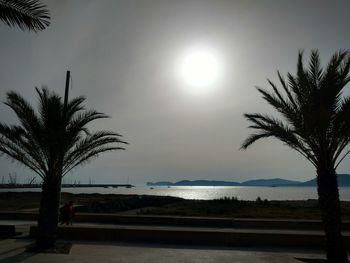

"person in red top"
[59,201,75,225]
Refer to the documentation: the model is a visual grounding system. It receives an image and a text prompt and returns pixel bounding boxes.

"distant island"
[147,174,350,187]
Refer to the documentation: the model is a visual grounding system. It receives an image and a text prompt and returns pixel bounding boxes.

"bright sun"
[177,45,223,94]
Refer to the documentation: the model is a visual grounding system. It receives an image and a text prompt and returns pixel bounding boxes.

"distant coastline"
[0,183,134,189]
[1,174,349,189]
[147,174,350,187]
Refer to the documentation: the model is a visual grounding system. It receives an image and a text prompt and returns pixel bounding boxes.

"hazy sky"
[1,0,350,185]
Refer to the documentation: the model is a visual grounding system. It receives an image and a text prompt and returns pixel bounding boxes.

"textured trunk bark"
[36,172,62,249]
[317,167,348,263]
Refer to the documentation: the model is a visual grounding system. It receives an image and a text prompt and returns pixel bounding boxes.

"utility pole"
[59,70,70,207]
[63,70,70,111]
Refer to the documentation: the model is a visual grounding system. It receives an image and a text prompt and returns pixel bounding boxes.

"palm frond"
[0,0,50,32]
[65,96,86,120]
[242,112,317,166]
[308,49,323,85]
[256,85,303,137]
[4,90,48,157]
[331,96,350,164]
[63,131,128,175]
[296,51,313,96]
[66,110,110,132]
[277,71,298,109]
[64,110,112,149]
[241,132,272,150]
[0,124,46,177]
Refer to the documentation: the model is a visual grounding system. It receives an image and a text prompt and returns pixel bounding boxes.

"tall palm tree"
[0,88,127,248]
[241,50,350,263]
[0,0,50,32]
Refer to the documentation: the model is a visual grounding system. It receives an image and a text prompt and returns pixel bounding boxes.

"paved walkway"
[0,220,341,262]
[3,219,349,236]
[0,238,326,263]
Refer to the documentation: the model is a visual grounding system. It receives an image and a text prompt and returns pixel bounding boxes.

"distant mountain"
[147,174,350,187]
[147,180,240,186]
[146,181,173,186]
[241,178,301,186]
[299,174,350,187]
[174,180,240,186]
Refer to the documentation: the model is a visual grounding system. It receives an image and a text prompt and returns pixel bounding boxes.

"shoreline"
[1,186,350,202]
[1,192,350,220]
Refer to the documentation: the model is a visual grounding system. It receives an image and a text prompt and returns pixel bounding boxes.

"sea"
[1,186,350,201]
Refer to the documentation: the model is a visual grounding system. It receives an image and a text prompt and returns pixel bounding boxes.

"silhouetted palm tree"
[0,0,50,32]
[242,50,350,263]
[0,88,127,248]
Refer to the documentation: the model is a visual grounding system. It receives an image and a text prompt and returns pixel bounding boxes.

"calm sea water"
[1,186,350,201]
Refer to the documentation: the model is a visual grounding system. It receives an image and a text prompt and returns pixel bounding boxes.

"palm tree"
[241,50,350,263]
[0,88,127,248]
[0,0,50,32]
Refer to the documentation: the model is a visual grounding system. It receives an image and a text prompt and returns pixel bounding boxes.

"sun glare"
[177,45,223,94]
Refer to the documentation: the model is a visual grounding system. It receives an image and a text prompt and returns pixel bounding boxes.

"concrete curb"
[29,225,350,250]
[1,212,350,230]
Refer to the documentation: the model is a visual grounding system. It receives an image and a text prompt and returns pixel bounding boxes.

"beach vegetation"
[139,197,350,220]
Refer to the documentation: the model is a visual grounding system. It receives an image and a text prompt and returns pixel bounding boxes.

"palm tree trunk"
[36,172,62,249]
[317,167,348,263]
